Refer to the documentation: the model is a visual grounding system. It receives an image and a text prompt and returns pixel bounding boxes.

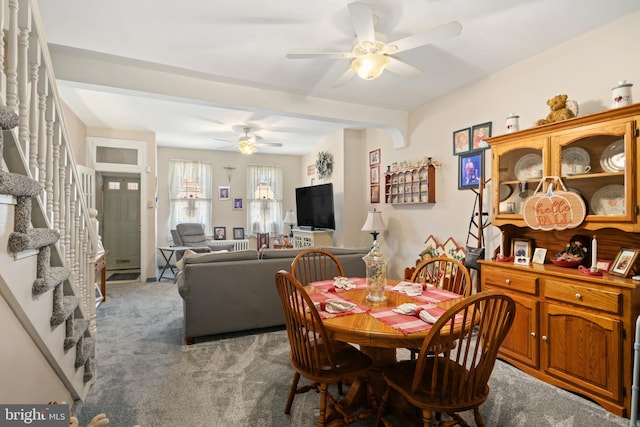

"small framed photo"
[233,197,243,210]
[452,127,471,155]
[511,238,533,259]
[458,151,484,190]
[218,186,230,200]
[370,185,380,203]
[214,226,226,240]
[471,122,492,150]
[610,248,640,277]
[514,256,530,266]
[233,227,245,240]
[596,259,612,273]
[257,232,269,249]
[370,165,380,184]
[532,248,547,264]
[369,149,380,166]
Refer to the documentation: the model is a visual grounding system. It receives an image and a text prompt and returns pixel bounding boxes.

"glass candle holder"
[363,241,388,302]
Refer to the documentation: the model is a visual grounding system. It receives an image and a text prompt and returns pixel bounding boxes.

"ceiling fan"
[214,127,283,155]
[286,2,462,85]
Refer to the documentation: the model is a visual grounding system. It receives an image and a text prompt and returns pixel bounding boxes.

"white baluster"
[6,0,19,113]
[28,34,39,178]
[17,0,31,157]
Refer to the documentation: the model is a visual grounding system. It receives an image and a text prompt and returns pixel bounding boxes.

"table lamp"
[361,208,386,244]
[283,209,296,238]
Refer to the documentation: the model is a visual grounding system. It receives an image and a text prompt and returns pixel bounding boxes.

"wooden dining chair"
[290,248,345,286]
[375,290,516,427]
[408,256,473,360]
[275,270,376,426]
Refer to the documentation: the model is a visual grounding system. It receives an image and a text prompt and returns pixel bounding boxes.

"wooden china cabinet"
[480,103,640,418]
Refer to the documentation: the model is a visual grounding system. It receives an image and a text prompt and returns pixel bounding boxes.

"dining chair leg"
[285,372,300,414]
[421,409,434,427]
[473,408,485,427]
[318,382,329,427]
[374,387,390,426]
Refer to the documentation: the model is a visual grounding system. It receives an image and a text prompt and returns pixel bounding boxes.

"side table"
[157,246,209,281]
[95,250,108,302]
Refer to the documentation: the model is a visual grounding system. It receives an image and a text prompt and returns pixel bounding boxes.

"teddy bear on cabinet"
[536,94,576,126]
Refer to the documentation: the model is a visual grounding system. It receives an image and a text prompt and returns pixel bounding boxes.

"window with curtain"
[247,165,283,236]
[169,160,212,234]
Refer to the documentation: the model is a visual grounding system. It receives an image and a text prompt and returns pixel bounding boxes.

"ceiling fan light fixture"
[351,53,389,80]
[238,142,256,155]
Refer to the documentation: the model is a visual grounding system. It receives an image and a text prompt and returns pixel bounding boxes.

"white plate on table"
[561,147,590,176]
[600,140,625,172]
[590,184,625,215]
[514,154,543,180]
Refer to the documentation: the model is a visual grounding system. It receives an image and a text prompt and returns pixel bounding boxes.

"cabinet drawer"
[483,266,539,295]
[544,280,621,315]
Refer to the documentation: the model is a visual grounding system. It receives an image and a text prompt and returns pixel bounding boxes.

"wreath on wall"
[315,150,334,179]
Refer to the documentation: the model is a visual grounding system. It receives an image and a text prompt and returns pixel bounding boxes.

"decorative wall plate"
[499,184,513,202]
[590,184,625,215]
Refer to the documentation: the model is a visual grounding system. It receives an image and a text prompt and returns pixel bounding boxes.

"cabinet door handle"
[542,335,548,341]
[530,332,536,337]
[505,279,511,285]
[575,293,582,299]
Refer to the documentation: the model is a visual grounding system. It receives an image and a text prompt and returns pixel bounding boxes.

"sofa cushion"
[184,249,258,265]
[259,248,305,259]
[319,246,370,255]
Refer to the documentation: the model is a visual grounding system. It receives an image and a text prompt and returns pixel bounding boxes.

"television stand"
[292,229,334,248]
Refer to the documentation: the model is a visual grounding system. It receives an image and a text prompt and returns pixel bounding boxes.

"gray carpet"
[75,281,632,426]
[106,272,140,282]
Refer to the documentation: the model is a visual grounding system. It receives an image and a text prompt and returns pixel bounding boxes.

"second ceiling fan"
[215,127,283,155]
[286,2,462,86]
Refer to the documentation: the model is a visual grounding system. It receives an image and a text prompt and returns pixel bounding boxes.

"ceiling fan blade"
[385,57,422,78]
[213,137,236,143]
[332,68,355,87]
[255,141,283,148]
[385,20,462,54]
[286,52,354,59]
[348,2,375,44]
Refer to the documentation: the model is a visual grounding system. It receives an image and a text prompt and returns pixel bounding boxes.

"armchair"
[173,223,215,260]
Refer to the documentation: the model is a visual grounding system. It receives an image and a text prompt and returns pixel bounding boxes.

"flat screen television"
[295,183,335,230]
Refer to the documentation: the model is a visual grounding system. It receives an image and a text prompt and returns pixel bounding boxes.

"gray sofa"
[175,246,369,344]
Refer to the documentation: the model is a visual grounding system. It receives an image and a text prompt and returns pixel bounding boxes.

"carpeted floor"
[75,281,632,427]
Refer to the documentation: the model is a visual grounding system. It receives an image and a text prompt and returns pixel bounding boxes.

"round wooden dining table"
[314,283,462,366]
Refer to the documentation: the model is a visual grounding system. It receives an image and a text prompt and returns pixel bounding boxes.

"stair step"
[51,295,78,327]
[75,336,95,369]
[9,228,60,252]
[33,266,71,296]
[0,170,42,197]
[64,319,90,351]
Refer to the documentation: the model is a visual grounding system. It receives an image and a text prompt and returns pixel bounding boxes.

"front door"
[102,175,141,270]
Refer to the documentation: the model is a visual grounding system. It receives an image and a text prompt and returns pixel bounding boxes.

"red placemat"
[310,277,367,292]
[308,292,370,319]
[412,288,465,303]
[368,304,451,335]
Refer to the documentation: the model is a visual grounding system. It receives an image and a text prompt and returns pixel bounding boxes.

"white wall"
[156,147,302,258]
[372,10,640,279]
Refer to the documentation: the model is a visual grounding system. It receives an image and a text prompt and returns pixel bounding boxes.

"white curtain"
[169,160,212,234]
[247,165,283,236]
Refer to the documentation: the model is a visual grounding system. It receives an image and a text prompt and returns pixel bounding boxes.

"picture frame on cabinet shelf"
[511,238,532,259]
[458,151,484,190]
[532,248,547,264]
[471,122,492,150]
[369,148,380,166]
[370,185,380,203]
[596,259,612,273]
[610,248,639,277]
[453,127,471,155]
[370,165,380,184]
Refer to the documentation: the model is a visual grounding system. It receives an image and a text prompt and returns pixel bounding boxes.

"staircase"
[0,0,98,404]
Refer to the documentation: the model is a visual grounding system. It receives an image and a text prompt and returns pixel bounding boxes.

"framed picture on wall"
[233,198,243,210]
[471,122,492,150]
[370,165,380,184]
[369,149,380,166]
[370,185,380,203]
[452,127,471,155]
[458,151,484,190]
[218,186,230,200]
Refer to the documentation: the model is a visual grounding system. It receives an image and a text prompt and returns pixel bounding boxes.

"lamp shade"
[361,209,386,232]
[283,209,296,225]
[351,53,389,80]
